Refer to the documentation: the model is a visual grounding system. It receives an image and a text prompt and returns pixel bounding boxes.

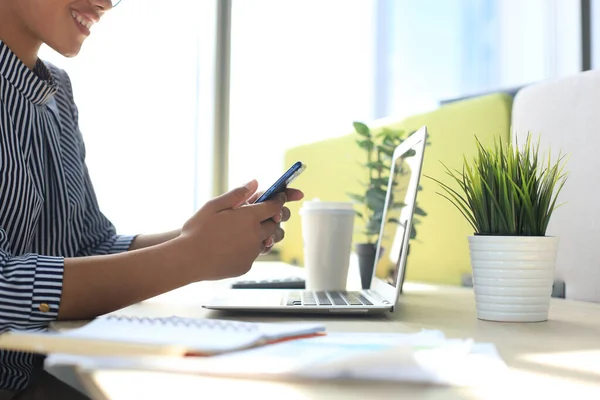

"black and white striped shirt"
[0,40,134,390]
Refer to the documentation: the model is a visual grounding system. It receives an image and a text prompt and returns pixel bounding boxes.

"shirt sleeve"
[0,228,63,330]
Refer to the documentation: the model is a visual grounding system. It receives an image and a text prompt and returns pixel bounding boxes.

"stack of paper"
[46,330,507,387]
[204,330,507,386]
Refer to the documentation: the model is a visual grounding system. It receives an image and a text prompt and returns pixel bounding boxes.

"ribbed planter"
[468,235,559,323]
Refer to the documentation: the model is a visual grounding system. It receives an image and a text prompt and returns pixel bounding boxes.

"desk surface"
[73,263,600,400]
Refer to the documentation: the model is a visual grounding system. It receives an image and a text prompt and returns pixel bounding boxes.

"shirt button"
[39,303,51,313]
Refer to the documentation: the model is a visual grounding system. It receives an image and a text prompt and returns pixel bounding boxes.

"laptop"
[202,126,428,314]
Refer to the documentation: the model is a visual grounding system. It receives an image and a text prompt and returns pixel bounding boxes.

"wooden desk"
[68,263,600,399]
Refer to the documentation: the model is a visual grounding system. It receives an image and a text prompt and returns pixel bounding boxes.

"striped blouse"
[0,40,134,390]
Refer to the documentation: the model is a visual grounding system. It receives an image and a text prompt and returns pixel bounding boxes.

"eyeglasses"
[111,0,122,6]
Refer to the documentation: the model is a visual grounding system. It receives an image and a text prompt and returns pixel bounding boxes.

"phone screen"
[254,161,306,203]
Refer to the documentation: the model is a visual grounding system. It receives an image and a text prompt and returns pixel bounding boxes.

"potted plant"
[347,122,426,289]
[427,134,568,322]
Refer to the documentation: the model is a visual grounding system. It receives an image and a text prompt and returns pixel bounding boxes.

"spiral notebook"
[0,315,326,357]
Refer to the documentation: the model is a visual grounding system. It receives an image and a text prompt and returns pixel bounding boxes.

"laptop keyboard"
[286,291,373,306]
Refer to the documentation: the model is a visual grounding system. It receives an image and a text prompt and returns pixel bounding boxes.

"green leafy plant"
[347,121,427,244]
[426,134,568,236]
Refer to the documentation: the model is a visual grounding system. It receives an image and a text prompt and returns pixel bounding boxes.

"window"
[39,0,217,235]
[227,0,582,191]
[228,0,377,190]
[379,0,582,115]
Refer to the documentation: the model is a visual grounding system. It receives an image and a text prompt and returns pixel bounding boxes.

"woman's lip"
[71,13,91,35]
[71,9,100,25]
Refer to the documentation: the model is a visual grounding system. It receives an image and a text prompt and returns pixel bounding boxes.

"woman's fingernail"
[244,179,256,189]
[273,211,282,223]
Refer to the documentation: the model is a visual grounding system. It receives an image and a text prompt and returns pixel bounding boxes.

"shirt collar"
[0,40,58,105]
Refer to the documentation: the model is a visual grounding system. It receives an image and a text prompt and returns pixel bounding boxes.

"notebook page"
[59,316,325,354]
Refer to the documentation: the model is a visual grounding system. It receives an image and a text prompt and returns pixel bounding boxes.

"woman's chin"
[45,38,84,58]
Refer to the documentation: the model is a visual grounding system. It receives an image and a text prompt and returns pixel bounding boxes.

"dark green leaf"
[356,139,374,151]
[414,207,427,216]
[370,177,389,187]
[376,145,395,158]
[366,218,381,235]
[365,161,389,170]
[366,187,387,211]
[382,136,398,147]
[353,122,371,137]
[410,227,417,239]
[370,210,384,221]
[379,126,405,139]
[347,193,365,203]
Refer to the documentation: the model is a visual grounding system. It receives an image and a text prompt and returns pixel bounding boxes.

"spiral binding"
[105,315,259,332]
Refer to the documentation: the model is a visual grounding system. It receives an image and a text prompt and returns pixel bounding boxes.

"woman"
[0,0,302,398]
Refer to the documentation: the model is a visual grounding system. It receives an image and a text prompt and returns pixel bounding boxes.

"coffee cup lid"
[299,199,355,213]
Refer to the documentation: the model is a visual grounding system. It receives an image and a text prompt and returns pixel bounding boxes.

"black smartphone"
[254,161,306,203]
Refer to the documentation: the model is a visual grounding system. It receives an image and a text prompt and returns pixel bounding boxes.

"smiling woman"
[0,0,296,398]
[0,2,117,398]
[0,0,113,64]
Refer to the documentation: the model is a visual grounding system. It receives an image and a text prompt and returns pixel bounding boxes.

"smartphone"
[254,161,306,203]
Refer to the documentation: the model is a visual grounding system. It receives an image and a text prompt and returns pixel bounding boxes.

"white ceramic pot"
[468,235,559,323]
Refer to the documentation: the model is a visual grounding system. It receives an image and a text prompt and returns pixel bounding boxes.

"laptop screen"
[372,128,426,291]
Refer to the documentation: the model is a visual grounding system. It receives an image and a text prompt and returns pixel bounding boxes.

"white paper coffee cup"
[299,200,355,291]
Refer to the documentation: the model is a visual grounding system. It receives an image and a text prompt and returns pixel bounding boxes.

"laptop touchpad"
[208,289,287,307]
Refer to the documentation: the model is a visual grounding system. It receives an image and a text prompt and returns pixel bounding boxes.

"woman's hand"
[176,180,287,280]
[247,188,304,254]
